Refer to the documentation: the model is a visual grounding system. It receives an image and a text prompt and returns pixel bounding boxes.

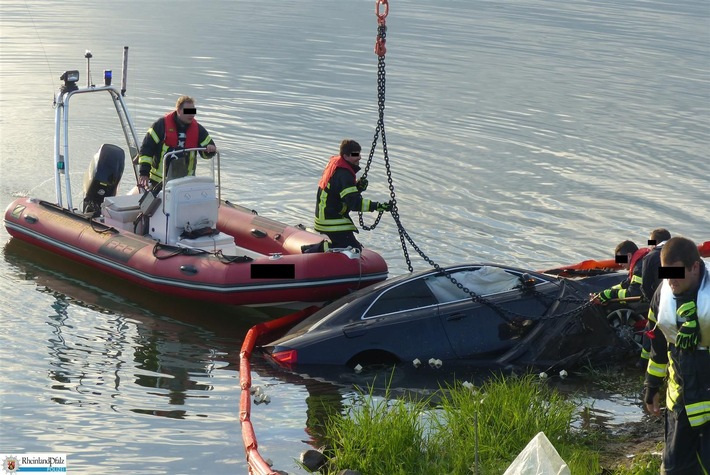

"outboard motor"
[82,143,125,215]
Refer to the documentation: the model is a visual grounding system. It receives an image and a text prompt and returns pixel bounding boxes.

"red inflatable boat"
[3,49,387,307]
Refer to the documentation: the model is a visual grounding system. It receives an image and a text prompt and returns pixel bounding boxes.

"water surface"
[1,0,708,472]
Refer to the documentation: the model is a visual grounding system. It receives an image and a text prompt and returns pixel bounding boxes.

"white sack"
[502,431,571,475]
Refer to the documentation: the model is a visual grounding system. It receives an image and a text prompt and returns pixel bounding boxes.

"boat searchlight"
[59,70,79,93]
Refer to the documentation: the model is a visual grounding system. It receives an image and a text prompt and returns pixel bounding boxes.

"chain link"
[357,17,595,326]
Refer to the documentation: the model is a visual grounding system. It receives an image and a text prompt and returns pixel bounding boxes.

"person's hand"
[205,144,217,154]
[356,176,368,192]
[644,386,661,417]
[589,293,603,305]
[138,176,150,189]
[376,200,392,212]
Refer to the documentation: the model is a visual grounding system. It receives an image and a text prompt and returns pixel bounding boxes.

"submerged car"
[261,264,648,371]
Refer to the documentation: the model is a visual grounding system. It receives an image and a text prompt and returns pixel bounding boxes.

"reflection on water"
[37,283,232,419]
[1,240,265,472]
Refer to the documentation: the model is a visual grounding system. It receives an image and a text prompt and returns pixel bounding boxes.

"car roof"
[273,263,557,337]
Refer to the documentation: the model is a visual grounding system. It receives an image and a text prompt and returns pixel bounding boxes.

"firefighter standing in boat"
[644,236,710,474]
[137,95,217,189]
[311,139,391,251]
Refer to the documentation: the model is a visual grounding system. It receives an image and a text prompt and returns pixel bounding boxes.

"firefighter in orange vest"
[312,139,391,251]
[137,95,216,189]
[591,240,649,305]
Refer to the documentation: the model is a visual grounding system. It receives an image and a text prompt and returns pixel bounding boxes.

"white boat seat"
[102,195,141,223]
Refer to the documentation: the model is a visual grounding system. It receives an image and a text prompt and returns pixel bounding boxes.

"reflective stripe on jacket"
[138,111,213,182]
[314,155,372,233]
[647,263,710,427]
[599,249,648,303]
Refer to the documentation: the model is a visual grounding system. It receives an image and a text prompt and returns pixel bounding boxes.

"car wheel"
[605,307,646,349]
[347,350,399,368]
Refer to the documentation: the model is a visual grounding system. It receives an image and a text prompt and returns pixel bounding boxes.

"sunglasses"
[350,152,361,157]
[182,107,197,115]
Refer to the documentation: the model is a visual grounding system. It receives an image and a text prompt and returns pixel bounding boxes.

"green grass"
[610,448,662,475]
[316,371,661,475]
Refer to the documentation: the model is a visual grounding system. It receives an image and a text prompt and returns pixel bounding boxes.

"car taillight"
[270,349,297,367]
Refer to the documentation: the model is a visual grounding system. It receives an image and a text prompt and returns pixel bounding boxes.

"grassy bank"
[312,372,661,474]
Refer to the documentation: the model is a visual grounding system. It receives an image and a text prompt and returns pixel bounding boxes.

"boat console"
[149,176,232,249]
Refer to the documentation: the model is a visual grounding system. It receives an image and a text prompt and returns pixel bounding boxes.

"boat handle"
[251,229,267,238]
[180,265,198,275]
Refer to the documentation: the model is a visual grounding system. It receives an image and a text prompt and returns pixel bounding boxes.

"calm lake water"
[1,0,708,473]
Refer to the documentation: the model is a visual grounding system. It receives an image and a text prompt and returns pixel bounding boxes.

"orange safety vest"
[318,156,356,190]
[628,247,650,278]
[163,111,199,149]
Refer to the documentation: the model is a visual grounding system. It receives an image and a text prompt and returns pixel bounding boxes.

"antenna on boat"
[121,46,129,96]
[84,50,93,87]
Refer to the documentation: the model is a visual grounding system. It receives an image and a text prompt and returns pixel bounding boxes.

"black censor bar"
[251,264,296,279]
[658,266,685,279]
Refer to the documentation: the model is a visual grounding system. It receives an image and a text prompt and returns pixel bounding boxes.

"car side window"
[364,279,438,318]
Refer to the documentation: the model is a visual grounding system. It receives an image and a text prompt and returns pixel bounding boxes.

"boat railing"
[53,47,140,212]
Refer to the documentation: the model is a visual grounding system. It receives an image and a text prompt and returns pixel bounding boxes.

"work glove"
[597,289,613,304]
[675,302,699,350]
[375,200,392,212]
[675,319,699,350]
[356,176,368,192]
[644,385,659,405]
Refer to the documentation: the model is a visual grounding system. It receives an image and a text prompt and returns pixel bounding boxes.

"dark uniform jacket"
[314,156,377,234]
[598,249,647,303]
[138,111,215,183]
[646,260,710,428]
[641,244,664,301]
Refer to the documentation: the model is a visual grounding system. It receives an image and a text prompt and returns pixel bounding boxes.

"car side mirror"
[519,273,536,289]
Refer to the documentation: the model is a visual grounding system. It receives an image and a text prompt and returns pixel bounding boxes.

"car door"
[430,267,554,359]
[352,277,456,361]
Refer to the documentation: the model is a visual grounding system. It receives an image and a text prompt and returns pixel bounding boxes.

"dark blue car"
[262,264,647,370]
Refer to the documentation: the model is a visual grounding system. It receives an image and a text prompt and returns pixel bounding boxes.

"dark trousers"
[663,406,710,474]
[324,231,362,251]
[301,231,363,254]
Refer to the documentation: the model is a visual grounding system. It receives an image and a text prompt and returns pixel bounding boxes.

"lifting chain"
[359,0,414,270]
[357,0,593,325]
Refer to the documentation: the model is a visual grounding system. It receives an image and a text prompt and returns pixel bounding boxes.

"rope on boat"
[151,243,253,263]
[239,307,321,475]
